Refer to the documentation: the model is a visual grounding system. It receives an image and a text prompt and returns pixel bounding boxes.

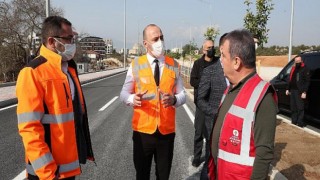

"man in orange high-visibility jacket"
[120,24,186,180]
[207,29,278,180]
[16,16,94,180]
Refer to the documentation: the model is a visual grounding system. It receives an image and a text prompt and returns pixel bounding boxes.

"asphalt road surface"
[0,72,204,180]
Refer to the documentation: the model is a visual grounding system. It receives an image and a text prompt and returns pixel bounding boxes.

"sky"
[51,0,320,50]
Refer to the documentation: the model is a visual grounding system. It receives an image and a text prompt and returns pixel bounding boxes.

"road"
[0,72,203,180]
[2,70,319,180]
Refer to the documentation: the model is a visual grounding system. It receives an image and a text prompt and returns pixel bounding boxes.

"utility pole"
[288,0,294,62]
[46,0,50,17]
[123,0,126,69]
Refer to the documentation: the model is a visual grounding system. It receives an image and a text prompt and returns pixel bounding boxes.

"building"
[119,48,129,55]
[129,43,145,55]
[171,47,183,54]
[105,39,113,55]
[77,63,88,74]
[79,36,106,59]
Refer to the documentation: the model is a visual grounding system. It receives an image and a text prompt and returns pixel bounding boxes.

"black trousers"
[201,115,215,180]
[290,89,305,125]
[132,130,175,180]
[193,106,205,161]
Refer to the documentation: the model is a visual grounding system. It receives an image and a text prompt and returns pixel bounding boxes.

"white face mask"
[55,38,76,61]
[150,39,164,58]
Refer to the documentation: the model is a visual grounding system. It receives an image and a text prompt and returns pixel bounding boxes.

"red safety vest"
[208,74,277,180]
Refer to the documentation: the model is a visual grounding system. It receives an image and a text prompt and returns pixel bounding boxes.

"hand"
[134,90,148,106]
[160,91,176,108]
[301,92,306,99]
[285,90,290,96]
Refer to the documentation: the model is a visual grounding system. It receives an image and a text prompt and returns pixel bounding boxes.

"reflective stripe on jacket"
[16,45,93,179]
[209,74,276,180]
[131,55,179,135]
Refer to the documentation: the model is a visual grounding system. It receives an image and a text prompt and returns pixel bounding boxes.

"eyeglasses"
[53,36,76,44]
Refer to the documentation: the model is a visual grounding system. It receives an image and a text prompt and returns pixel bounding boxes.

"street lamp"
[123,0,126,69]
[288,0,295,62]
[46,0,50,17]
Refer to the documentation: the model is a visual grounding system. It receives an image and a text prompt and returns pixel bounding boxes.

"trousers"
[290,89,305,125]
[132,130,175,180]
[193,106,206,161]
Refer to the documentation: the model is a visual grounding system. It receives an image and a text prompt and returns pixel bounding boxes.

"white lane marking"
[99,96,119,111]
[0,104,17,112]
[82,71,126,86]
[182,104,206,175]
[183,104,195,124]
[13,169,25,180]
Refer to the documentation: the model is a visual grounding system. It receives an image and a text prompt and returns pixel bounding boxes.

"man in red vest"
[208,29,278,180]
[120,24,186,180]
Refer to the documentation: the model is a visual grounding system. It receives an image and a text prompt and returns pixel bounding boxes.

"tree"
[0,0,63,82]
[203,27,219,41]
[244,0,274,48]
[182,42,198,58]
[167,52,181,60]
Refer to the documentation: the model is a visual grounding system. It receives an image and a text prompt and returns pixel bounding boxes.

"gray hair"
[224,29,256,69]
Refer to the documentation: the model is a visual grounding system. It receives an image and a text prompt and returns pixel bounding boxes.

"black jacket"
[287,64,310,94]
[190,55,215,104]
[197,59,227,120]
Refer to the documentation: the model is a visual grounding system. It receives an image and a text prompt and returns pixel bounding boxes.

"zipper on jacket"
[63,83,69,107]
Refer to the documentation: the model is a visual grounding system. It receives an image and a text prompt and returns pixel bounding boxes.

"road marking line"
[83,71,126,86]
[0,104,17,112]
[183,104,194,124]
[13,169,25,180]
[99,96,119,111]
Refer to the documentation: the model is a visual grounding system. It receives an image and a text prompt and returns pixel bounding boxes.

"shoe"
[297,123,305,128]
[192,158,201,167]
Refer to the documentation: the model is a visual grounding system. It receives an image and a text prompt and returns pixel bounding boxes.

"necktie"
[154,59,160,86]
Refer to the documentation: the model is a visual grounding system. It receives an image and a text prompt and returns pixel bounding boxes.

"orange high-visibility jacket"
[131,55,180,135]
[16,45,94,179]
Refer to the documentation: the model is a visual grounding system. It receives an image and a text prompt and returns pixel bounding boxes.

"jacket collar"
[39,44,63,70]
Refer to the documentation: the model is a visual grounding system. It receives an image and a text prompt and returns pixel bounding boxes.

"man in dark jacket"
[190,40,215,167]
[286,55,310,127]
[196,35,228,179]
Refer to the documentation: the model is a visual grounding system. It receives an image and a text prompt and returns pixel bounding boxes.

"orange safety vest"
[16,45,93,179]
[131,55,180,135]
[208,74,277,180]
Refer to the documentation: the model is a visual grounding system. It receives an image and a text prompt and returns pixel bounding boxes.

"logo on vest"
[229,129,240,146]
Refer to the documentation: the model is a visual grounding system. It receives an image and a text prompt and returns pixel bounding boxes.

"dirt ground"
[273,120,320,180]
[257,55,290,67]
[183,55,320,179]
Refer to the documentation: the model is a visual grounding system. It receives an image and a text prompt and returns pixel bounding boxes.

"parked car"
[270,50,320,124]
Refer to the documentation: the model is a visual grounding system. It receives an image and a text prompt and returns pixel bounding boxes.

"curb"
[0,98,17,109]
[0,70,126,109]
[269,165,288,180]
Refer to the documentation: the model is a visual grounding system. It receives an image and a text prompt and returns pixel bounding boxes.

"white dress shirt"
[120,53,186,107]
